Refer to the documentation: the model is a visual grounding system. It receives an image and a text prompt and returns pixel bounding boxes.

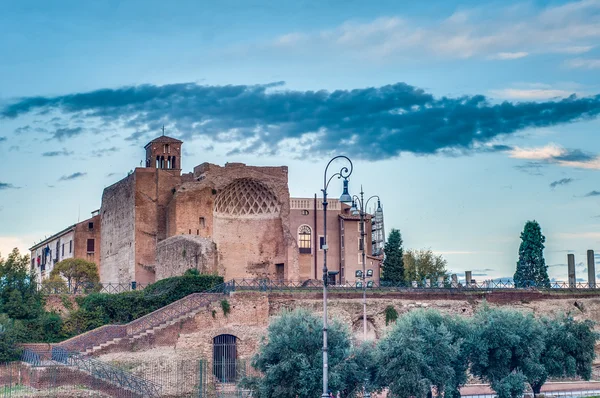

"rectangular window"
[200,217,206,228]
[197,229,199,235]
[88,222,94,229]
[62,244,64,257]
[341,235,344,248]
[358,253,362,264]
[87,239,95,253]
[69,240,72,253]
[340,219,344,230]
[319,236,325,250]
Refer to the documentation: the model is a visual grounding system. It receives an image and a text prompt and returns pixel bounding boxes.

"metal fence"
[40,278,600,296]
[226,278,600,292]
[39,281,149,295]
[20,348,161,397]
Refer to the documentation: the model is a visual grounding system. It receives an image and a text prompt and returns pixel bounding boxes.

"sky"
[1,0,599,282]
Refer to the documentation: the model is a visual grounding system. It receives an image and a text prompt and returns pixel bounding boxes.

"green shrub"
[61,274,224,339]
[221,299,231,316]
[384,305,398,325]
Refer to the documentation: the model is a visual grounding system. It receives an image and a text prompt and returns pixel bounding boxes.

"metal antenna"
[162,125,165,136]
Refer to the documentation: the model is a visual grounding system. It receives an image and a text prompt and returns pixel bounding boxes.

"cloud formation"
[58,172,87,181]
[584,190,600,197]
[0,137,6,143]
[267,1,600,61]
[42,148,74,157]
[550,178,575,189]
[509,144,600,170]
[0,182,19,190]
[91,147,119,157]
[2,82,600,160]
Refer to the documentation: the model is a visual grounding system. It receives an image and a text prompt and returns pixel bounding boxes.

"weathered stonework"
[155,235,217,279]
[96,291,600,368]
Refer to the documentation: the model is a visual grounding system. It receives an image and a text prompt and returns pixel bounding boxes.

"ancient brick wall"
[155,235,218,279]
[96,291,600,367]
[133,168,182,284]
[167,162,297,281]
[100,174,136,284]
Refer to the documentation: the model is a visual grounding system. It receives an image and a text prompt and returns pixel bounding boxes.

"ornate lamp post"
[350,186,382,342]
[321,156,353,398]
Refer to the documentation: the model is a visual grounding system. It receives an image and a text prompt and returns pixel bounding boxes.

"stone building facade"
[34,134,383,285]
[29,211,101,283]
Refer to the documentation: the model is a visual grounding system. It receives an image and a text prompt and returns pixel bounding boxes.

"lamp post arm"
[323,155,353,192]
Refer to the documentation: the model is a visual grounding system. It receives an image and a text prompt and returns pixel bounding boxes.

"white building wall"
[30,230,75,284]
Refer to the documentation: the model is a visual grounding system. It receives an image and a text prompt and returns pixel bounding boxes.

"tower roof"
[144,135,183,149]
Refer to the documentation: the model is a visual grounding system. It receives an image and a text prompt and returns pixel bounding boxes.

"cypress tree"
[381,229,404,284]
[514,220,549,288]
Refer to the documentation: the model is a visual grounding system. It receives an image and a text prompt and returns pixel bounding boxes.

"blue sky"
[1,0,599,281]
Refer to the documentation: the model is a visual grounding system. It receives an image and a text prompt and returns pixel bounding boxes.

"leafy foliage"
[403,249,448,283]
[514,221,549,288]
[376,309,469,398]
[73,273,224,327]
[384,305,398,325]
[50,258,100,293]
[246,309,361,398]
[221,299,231,316]
[469,306,546,398]
[381,229,405,284]
[538,315,597,390]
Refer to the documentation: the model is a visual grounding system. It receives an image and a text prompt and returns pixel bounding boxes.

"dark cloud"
[14,125,31,134]
[42,148,74,157]
[0,136,6,143]
[514,161,545,176]
[106,172,119,178]
[550,178,574,189]
[472,268,494,272]
[51,127,83,141]
[0,182,19,190]
[553,149,595,162]
[472,273,489,276]
[548,263,567,268]
[8,145,19,152]
[91,147,119,157]
[2,82,600,159]
[584,190,600,197]
[58,172,87,181]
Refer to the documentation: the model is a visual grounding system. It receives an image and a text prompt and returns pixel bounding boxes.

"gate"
[213,334,237,383]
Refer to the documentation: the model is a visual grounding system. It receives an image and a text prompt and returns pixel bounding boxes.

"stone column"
[437,276,444,288]
[568,254,576,288]
[588,250,596,288]
[451,274,458,288]
[465,271,472,287]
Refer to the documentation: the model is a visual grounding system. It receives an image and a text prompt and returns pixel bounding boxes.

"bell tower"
[144,128,183,174]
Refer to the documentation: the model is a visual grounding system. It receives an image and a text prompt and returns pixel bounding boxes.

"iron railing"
[225,278,600,292]
[20,347,161,397]
[39,281,149,295]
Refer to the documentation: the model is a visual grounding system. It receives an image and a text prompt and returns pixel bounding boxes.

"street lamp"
[351,186,381,342]
[321,155,353,398]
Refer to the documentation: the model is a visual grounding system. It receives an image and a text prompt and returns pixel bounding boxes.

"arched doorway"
[213,334,237,382]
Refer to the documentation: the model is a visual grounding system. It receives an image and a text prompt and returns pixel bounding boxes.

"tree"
[244,309,361,398]
[403,249,448,284]
[536,315,597,394]
[0,249,42,320]
[381,229,405,284]
[376,309,469,398]
[469,306,546,398]
[50,258,100,292]
[514,221,549,288]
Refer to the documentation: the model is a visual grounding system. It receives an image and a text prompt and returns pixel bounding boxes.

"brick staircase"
[57,283,230,356]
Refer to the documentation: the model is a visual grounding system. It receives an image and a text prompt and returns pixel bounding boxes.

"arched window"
[167,156,171,169]
[156,156,160,168]
[160,156,165,168]
[213,334,237,383]
[171,156,176,169]
[298,225,312,254]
